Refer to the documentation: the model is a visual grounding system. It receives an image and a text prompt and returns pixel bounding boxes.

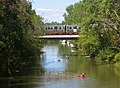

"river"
[0,42,120,88]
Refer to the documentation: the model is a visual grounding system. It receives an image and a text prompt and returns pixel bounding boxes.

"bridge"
[37,35,79,39]
[37,24,80,39]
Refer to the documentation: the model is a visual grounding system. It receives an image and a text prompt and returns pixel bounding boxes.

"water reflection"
[40,44,120,88]
[0,65,44,88]
[0,43,120,88]
[41,45,68,72]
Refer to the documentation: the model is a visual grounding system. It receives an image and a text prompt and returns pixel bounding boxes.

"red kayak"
[74,75,86,79]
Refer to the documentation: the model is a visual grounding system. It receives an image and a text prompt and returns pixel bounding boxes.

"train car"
[44,25,65,35]
[66,25,79,35]
[44,25,80,35]
[54,25,65,35]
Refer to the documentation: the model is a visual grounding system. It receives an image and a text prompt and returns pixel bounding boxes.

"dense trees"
[0,0,119,76]
[64,0,120,64]
[0,0,44,76]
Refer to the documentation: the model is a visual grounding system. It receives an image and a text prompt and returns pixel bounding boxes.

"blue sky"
[32,0,80,23]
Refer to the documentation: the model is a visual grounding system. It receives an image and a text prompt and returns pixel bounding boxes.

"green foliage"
[0,0,44,76]
[64,0,120,63]
[113,53,120,63]
[97,48,114,62]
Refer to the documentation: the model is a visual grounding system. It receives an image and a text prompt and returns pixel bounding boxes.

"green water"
[0,43,120,88]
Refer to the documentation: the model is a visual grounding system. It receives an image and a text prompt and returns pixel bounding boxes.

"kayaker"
[78,73,86,78]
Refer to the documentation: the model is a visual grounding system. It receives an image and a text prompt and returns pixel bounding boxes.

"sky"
[32,0,80,23]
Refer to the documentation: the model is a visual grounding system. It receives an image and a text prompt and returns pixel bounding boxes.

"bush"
[113,53,120,63]
[97,48,114,63]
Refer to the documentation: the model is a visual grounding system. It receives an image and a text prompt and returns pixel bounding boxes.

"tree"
[64,0,120,63]
[0,0,44,76]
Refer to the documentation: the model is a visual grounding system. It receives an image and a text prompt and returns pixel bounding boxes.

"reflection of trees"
[44,40,59,46]
[54,41,120,86]
[58,43,71,59]
[58,43,98,75]
[58,44,75,58]
[0,64,44,88]
[0,55,44,88]
[67,55,120,85]
[66,56,98,75]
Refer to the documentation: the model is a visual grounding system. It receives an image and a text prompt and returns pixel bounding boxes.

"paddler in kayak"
[77,73,86,78]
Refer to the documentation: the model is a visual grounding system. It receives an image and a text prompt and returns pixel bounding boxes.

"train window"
[59,27,61,29]
[48,27,50,29]
[73,26,77,29]
[70,27,72,29]
[51,27,53,29]
[54,26,57,29]
[79,27,81,29]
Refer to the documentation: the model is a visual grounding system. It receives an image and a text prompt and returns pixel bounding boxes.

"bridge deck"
[37,35,79,39]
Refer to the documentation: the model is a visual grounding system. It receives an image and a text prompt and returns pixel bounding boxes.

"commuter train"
[44,25,80,35]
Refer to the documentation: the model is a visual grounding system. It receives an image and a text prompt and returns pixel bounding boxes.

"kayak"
[74,75,86,79]
[77,76,86,79]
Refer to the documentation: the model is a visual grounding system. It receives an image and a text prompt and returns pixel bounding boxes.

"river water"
[0,42,120,88]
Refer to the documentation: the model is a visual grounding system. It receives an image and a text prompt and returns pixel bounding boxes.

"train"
[44,25,80,35]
